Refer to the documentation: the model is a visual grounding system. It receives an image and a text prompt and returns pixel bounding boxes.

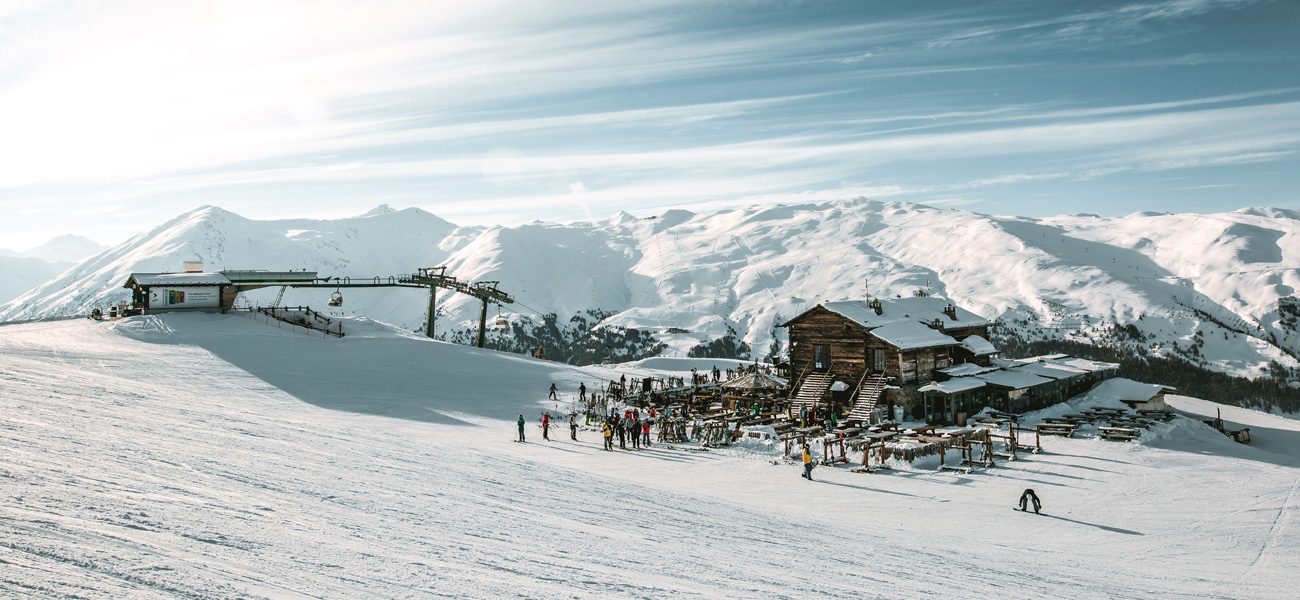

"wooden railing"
[255,306,345,338]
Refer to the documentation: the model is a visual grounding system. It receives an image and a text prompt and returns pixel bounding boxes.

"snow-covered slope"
[1,316,1297,597]
[2,200,1297,378]
[0,255,69,305]
[0,234,105,304]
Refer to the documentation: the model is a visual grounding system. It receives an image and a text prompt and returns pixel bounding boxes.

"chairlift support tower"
[399,267,515,347]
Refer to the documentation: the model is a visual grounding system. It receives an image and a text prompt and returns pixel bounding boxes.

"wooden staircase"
[790,372,834,409]
[847,374,889,423]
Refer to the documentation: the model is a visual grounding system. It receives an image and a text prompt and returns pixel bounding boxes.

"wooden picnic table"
[1084,407,1127,415]
[1098,426,1140,441]
[1137,409,1176,421]
[1036,422,1077,437]
[988,411,1021,422]
[833,426,864,438]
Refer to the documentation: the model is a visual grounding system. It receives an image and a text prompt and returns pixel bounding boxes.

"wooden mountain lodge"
[781,297,1118,425]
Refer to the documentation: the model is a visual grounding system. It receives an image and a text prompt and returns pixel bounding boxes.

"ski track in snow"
[1,318,1298,598]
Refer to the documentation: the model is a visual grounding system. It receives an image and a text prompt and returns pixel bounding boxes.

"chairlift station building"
[122,262,318,314]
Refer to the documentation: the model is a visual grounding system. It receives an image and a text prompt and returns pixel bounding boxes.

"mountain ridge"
[2,200,1296,387]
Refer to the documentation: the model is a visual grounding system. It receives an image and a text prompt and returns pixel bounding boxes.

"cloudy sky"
[0,0,1297,248]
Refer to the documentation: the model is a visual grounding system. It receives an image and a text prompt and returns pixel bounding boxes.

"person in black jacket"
[1019,488,1041,513]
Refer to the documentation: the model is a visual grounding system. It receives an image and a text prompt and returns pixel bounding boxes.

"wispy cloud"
[928,0,1262,48]
[0,0,1295,247]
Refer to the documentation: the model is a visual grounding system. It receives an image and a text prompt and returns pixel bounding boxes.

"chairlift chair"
[493,307,509,330]
[328,289,343,307]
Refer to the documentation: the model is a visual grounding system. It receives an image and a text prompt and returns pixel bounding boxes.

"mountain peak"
[1234,206,1300,220]
[20,234,106,264]
[360,204,399,218]
[609,210,640,225]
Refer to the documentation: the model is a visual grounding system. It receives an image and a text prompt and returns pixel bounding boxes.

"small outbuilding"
[1086,378,1177,411]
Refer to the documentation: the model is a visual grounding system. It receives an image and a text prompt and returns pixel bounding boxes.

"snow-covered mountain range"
[2,200,1297,379]
[0,234,106,304]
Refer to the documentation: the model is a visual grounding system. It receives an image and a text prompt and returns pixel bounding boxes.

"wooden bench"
[832,426,864,438]
[988,410,1022,423]
[1137,409,1176,421]
[1036,423,1077,437]
[907,425,938,436]
[1098,426,1140,441]
[1084,407,1127,416]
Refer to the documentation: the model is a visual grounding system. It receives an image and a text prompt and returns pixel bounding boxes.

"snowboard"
[1012,507,1042,515]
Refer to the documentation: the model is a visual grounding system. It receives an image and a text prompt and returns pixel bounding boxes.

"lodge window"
[814,344,830,370]
[872,348,885,372]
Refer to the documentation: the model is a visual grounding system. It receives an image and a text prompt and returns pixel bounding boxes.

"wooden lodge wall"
[787,307,873,382]
[786,306,988,386]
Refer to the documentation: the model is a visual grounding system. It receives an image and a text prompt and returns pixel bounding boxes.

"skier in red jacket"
[541,412,551,441]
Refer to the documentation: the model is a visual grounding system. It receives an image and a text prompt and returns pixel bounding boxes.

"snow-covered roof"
[936,362,998,377]
[960,335,997,356]
[1011,362,1087,380]
[816,296,989,330]
[125,272,231,286]
[976,370,1053,390]
[1045,357,1121,373]
[868,321,960,350]
[918,377,986,394]
[1083,378,1176,403]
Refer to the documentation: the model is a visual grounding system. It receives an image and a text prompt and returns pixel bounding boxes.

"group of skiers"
[532,382,1049,510]
[516,411,581,443]
[689,367,721,386]
[599,407,656,451]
